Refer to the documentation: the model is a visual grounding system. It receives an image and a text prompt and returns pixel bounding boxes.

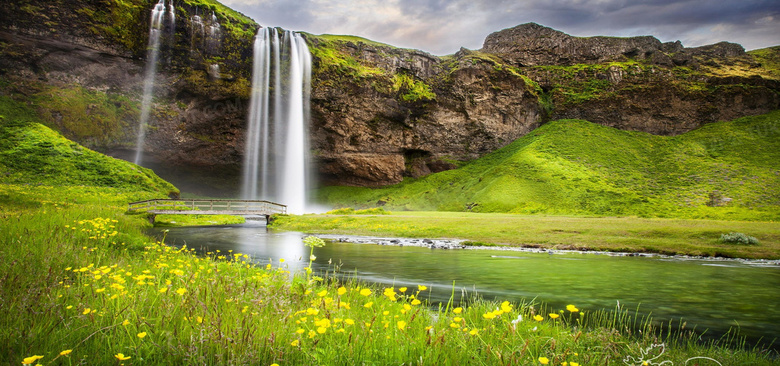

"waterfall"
[242,28,311,214]
[168,1,175,35]
[134,0,170,165]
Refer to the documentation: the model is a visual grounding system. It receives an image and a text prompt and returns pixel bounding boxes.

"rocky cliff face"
[1,4,778,189]
[306,36,541,186]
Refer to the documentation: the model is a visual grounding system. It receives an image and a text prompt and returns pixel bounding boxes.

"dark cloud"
[221,0,780,54]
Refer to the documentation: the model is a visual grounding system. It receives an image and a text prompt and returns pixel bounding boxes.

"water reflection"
[155,224,780,348]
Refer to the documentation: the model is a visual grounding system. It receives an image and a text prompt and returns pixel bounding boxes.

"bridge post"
[148,214,156,224]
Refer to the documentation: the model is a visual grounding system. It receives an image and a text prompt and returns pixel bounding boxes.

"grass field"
[271,211,780,259]
[2,87,779,364]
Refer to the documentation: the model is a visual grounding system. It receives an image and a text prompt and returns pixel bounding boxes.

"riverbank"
[270,211,780,260]
[1,184,778,364]
[313,233,780,266]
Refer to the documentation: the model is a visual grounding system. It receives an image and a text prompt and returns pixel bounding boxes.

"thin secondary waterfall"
[134,0,172,165]
[242,28,311,214]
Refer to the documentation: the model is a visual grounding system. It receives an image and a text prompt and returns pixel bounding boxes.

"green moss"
[32,84,138,147]
[312,34,397,49]
[308,39,385,80]
[392,74,435,102]
[182,0,256,39]
[91,0,147,55]
[183,70,251,99]
[747,46,780,79]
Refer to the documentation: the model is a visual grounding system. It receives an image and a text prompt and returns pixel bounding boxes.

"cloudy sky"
[220,0,779,55]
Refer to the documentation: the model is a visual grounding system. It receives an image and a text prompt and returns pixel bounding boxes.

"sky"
[219,0,780,55]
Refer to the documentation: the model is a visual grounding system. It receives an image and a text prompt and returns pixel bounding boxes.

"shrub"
[719,232,759,245]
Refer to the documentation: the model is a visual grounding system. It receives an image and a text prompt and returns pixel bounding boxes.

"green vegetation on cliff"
[317,110,780,221]
[392,73,436,102]
[0,96,177,196]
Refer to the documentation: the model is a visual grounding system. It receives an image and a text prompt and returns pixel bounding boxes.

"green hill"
[0,96,178,197]
[317,110,780,221]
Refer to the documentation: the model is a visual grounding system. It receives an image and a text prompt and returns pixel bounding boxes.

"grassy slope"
[0,96,177,197]
[318,110,780,221]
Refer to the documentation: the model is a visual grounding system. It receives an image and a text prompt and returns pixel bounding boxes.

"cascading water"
[134,0,172,165]
[242,28,311,214]
[168,1,175,34]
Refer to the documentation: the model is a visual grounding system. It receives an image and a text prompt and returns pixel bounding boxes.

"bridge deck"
[128,199,287,217]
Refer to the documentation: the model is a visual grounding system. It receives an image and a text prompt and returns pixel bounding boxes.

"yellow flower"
[411,299,421,305]
[279,258,285,263]
[345,319,355,325]
[383,288,397,301]
[399,287,407,293]
[533,315,544,321]
[317,290,328,297]
[570,362,580,366]
[453,317,463,322]
[418,285,427,291]
[549,313,560,319]
[291,339,299,347]
[337,287,347,296]
[482,312,496,320]
[566,304,579,313]
[360,288,371,296]
[22,355,44,364]
[449,322,459,328]
[538,356,550,364]
[296,329,305,334]
[114,353,131,361]
[137,332,147,338]
[59,349,73,356]
[122,319,130,326]
[364,302,373,308]
[270,364,279,366]
[453,307,463,314]
[501,301,512,313]
[82,308,92,315]
[397,320,407,330]
[316,327,327,334]
[158,287,168,293]
[469,329,478,335]
[176,287,187,296]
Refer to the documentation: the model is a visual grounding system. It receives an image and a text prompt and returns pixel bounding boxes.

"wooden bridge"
[127,199,287,223]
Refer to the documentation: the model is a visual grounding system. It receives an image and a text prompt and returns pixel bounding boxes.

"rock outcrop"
[1,4,778,189]
[481,23,747,67]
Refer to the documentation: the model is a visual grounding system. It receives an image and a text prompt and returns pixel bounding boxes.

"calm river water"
[154,223,780,348]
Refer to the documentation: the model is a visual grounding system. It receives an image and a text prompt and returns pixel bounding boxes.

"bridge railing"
[128,199,287,215]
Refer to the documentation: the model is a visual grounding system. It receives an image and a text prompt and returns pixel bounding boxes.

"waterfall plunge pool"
[153,223,780,350]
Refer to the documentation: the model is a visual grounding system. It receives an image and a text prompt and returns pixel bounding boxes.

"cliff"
[1,3,778,189]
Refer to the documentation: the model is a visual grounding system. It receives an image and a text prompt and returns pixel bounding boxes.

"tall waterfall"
[242,28,312,214]
[134,0,172,165]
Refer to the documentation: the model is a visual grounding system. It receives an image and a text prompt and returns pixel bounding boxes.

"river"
[154,222,780,349]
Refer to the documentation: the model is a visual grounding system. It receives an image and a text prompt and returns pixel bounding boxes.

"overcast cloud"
[220,0,780,55]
